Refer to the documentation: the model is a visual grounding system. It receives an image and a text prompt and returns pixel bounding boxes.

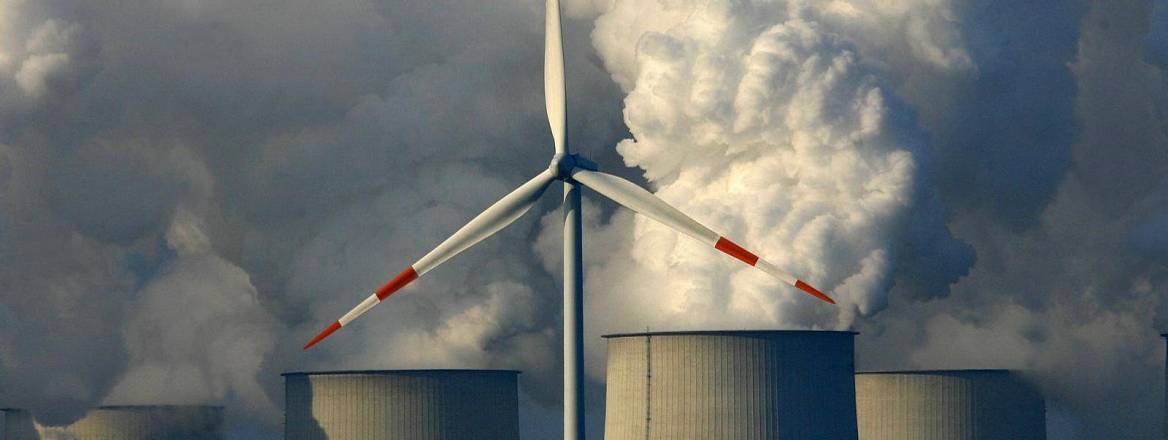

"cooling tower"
[855,370,1045,440]
[283,369,520,440]
[603,330,859,440]
[1,409,37,440]
[33,405,223,439]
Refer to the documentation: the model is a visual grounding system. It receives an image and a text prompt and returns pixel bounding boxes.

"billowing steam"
[106,209,280,421]
[546,0,971,379]
[0,0,88,103]
[0,0,1165,438]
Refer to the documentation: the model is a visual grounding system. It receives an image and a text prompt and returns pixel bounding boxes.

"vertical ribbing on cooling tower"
[283,370,520,440]
[603,330,859,440]
[644,333,651,440]
[1,409,38,440]
[855,370,1046,440]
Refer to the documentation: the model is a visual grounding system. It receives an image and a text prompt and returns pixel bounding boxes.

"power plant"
[23,405,224,439]
[32,330,1168,438]
[603,330,859,440]
[855,370,1045,440]
[283,369,520,440]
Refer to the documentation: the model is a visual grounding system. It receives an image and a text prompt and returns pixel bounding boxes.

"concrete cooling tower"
[1,409,37,440]
[283,369,520,440]
[603,330,859,440]
[32,405,223,440]
[855,370,1045,440]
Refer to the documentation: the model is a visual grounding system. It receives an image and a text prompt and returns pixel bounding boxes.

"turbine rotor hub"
[549,153,598,180]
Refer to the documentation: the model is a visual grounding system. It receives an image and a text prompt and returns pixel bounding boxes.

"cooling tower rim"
[281,368,522,377]
[88,405,225,410]
[0,405,222,412]
[602,329,858,338]
[857,369,1021,375]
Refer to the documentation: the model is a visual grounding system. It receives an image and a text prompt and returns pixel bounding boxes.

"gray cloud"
[0,0,623,436]
[852,0,1168,438]
[0,0,1165,439]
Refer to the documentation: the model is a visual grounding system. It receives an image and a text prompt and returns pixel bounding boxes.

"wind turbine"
[302,1,836,438]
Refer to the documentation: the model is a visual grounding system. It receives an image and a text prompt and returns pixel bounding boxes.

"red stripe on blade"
[795,280,836,305]
[375,267,419,300]
[304,321,342,350]
[715,237,759,266]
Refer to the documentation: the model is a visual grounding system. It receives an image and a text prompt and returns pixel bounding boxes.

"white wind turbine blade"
[570,169,836,304]
[545,0,567,154]
[305,169,558,349]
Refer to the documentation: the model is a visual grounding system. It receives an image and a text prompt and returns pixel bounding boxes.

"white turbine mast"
[303,1,836,438]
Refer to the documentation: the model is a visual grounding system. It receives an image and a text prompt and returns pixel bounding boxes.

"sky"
[0,0,1165,438]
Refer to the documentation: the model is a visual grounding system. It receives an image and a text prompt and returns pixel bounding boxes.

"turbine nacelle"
[548,153,598,180]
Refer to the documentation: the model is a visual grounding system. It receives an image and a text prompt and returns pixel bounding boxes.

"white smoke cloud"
[1,0,1165,438]
[14,52,69,98]
[553,0,970,380]
[106,209,280,422]
[15,19,79,96]
[805,0,974,72]
[0,1,87,102]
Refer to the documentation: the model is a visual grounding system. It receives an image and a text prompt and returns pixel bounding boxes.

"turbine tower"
[302,2,837,438]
